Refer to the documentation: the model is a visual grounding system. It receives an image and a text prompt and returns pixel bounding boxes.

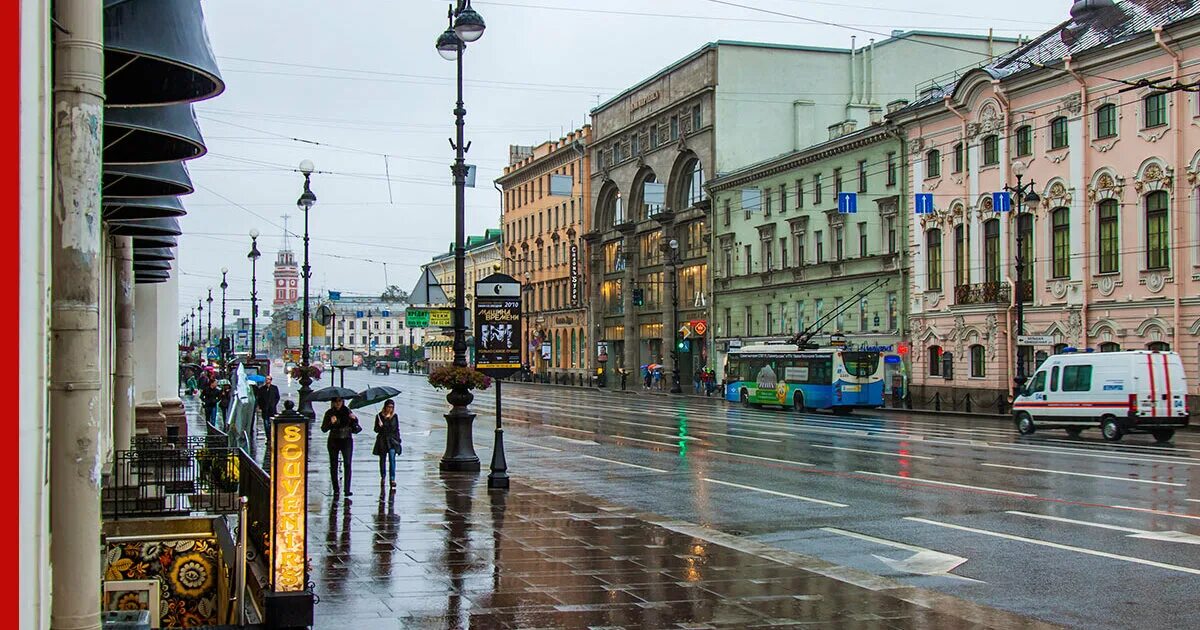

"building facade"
[325,295,424,360]
[422,229,502,367]
[496,127,592,382]
[587,35,1017,388]
[708,126,909,385]
[891,0,1200,405]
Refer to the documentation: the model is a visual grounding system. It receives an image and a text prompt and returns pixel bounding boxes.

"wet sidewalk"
[306,460,1051,629]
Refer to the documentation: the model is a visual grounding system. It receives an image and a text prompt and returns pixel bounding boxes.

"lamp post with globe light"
[1005,161,1041,401]
[248,229,261,361]
[220,268,229,374]
[434,0,486,471]
[297,159,317,418]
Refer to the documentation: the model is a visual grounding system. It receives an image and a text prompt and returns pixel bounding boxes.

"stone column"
[113,236,134,454]
[617,223,638,374]
[134,274,182,437]
[50,0,104,628]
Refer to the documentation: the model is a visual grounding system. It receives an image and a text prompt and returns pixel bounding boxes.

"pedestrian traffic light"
[632,288,644,306]
[677,339,691,352]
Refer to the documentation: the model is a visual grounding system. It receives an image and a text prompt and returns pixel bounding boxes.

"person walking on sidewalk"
[321,398,361,497]
[372,399,403,490]
[256,375,281,437]
[200,379,220,425]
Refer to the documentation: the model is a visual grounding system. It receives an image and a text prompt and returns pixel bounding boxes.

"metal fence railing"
[238,449,271,560]
[104,447,243,519]
[901,389,1010,415]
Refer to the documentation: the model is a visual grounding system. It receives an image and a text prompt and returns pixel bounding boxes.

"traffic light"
[632,288,644,306]
[677,339,691,352]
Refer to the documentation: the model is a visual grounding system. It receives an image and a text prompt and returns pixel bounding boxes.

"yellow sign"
[428,309,453,327]
[271,423,307,592]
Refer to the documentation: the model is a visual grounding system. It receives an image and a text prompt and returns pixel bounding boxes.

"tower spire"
[280,214,292,253]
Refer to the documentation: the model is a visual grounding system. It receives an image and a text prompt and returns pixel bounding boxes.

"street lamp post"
[197,299,204,347]
[248,229,261,362]
[1004,162,1041,402]
[435,0,486,471]
[220,268,228,373]
[297,159,317,418]
[667,239,683,394]
[190,307,196,347]
[206,289,213,348]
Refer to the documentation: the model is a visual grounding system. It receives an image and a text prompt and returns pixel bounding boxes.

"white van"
[1012,350,1189,442]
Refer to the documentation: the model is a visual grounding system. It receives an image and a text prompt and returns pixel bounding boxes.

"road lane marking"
[982,463,1186,487]
[905,517,1200,575]
[582,455,669,473]
[707,450,814,467]
[1005,511,1200,545]
[506,439,562,452]
[856,471,1037,497]
[551,436,598,445]
[621,420,674,430]
[1187,499,1200,504]
[703,478,847,507]
[820,527,927,553]
[1110,505,1200,522]
[547,425,596,436]
[694,430,781,443]
[820,527,974,578]
[612,435,682,448]
[813,444,935,460]
[644,431,703,442]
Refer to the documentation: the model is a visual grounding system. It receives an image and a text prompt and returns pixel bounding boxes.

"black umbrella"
[307,386,358,402]
[348,385,402,410]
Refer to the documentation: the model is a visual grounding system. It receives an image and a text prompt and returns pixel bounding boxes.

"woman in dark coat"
[372,399,403,489]
[321,398,360,497]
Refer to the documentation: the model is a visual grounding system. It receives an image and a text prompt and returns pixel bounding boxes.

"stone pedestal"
[159,398,188,441]
[135,401,166,438]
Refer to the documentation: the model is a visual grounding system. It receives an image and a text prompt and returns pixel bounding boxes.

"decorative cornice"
[708,129,893,193]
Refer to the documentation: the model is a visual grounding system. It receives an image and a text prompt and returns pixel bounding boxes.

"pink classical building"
[892,0,1200,407]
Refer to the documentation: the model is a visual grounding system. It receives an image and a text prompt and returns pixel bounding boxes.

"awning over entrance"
[133,260,172,272]
[134,270,171,284]
[103,195,187,221]
[103,162,193,198]
[132,247,176,262]
[132,235,178,249]
[103,0,225,106]
[104,104,206,165]
[109,217,183,238]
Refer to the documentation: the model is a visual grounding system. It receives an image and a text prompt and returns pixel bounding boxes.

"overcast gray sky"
[177,0,1071,319]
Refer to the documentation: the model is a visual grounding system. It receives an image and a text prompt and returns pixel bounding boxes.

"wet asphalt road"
[286,369,1200,630]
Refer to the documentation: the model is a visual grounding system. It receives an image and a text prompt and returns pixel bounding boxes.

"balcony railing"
[954,281,1010,305]
[239,449,271,560]
[104,446,242,519]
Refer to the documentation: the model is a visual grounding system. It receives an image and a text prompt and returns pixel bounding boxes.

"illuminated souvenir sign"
[271,412,308,592]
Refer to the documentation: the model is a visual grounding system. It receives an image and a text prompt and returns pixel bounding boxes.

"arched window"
[1146,191,1170,269]
[1099,342,1121,352]
[634,172,662,221]
[982,135,999,166]
[1052,208,1070,278]
[984,219,1000,283]
[926,229,943,291]
[1097,199,1119,273]
[1148,341,1170,352]
[679,158,705,209]
[969,345,986,378]
[926,149,941,178]
[1050,116,1069,149]
[1096,103,1118,139]
[928,345,943,376]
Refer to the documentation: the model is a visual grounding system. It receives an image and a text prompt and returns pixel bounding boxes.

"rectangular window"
[887,292,898,330]
[834,168,843,194]
[670,115,679,140]
[815,230,824,263]
[692,105,702,131]
[1144,92,1168,128]
[834,227,844,261]
[1096,105,1117,139]
[795,301,805,332]
[985,220,1000,283]
[1097,199,1119,274]
[859,297,868,331]
[1049,365,1060,391]
[1062,365,1093,392]
[765,304,774,336]
[887,217,897,254]
[796,179,805,208]
[1017,214,1034,289]
[744,244,753,274]
[813,174,823,204]
[1016,126,1033,156]
[779,183,788,213]
[1146,192,1170,270]
[763,239,773,271]
[1052,209,1070,279]
[954,225,968,287]
[649,125,659,148]
[982,135,999,166]
[796,233,805,265]
[763,187,772,217]
[858,222,867,257]
[1050,117,1069,149]
[927,229,942,291]
[886,152,897,186]
[631,133,640,156]
[779,236,788,269]
[858,160,868,193]
[953,143,964,173]
[723,249,732,277]
[723,199,731,226]
[724,308,731,337]
[744,306,753,336]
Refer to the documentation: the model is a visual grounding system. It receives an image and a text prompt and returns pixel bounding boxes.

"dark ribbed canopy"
[109,217,183,238]
[103,161,193,198]
[134,270,171,284]
[133,260,173,272]
[104,0,224,106]
[132,235,179,249]
[103,195,187,221]
[132,247,176,262]
[104,103,205,165]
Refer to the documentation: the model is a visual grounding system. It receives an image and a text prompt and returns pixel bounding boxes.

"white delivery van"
[1012,350,1189,442]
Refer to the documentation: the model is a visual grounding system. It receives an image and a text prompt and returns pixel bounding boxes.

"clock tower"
[273,215,300,306]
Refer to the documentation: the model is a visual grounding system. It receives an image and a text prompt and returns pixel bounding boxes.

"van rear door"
[1167,353,1188,418]
[1139,352,1173,418]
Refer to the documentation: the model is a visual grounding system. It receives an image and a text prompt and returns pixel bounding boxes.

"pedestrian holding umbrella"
[308,386,358,402]
[349,385,402,410]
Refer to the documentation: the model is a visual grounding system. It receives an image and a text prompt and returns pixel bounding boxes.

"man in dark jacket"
[256,375,281,428]
[200,379,220,425]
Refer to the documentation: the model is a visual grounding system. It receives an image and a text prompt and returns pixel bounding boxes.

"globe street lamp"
[206,289,213,348]
[297,159,317,418]
[248,229,261,360]
[667,238,683,394]
[196,299,204,346]
[220,267,228,373]
[1005,161,1041,402]
[435,0,486,471]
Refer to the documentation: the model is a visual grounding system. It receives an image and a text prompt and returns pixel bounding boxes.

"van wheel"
[1065,428,1083,438]
[1152,429,1175,444]
[1016,412,1036,435]
[793,392,806,413]
[1101,417,1124,442]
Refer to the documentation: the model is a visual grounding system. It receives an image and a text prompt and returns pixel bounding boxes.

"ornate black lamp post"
[220,267,228,372]
[435,0,486,471]
[189,307,196,346]
[1004,161,1041,400]
[206,289,213,347]
[297,159,317,418]
[248,229,262,362]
